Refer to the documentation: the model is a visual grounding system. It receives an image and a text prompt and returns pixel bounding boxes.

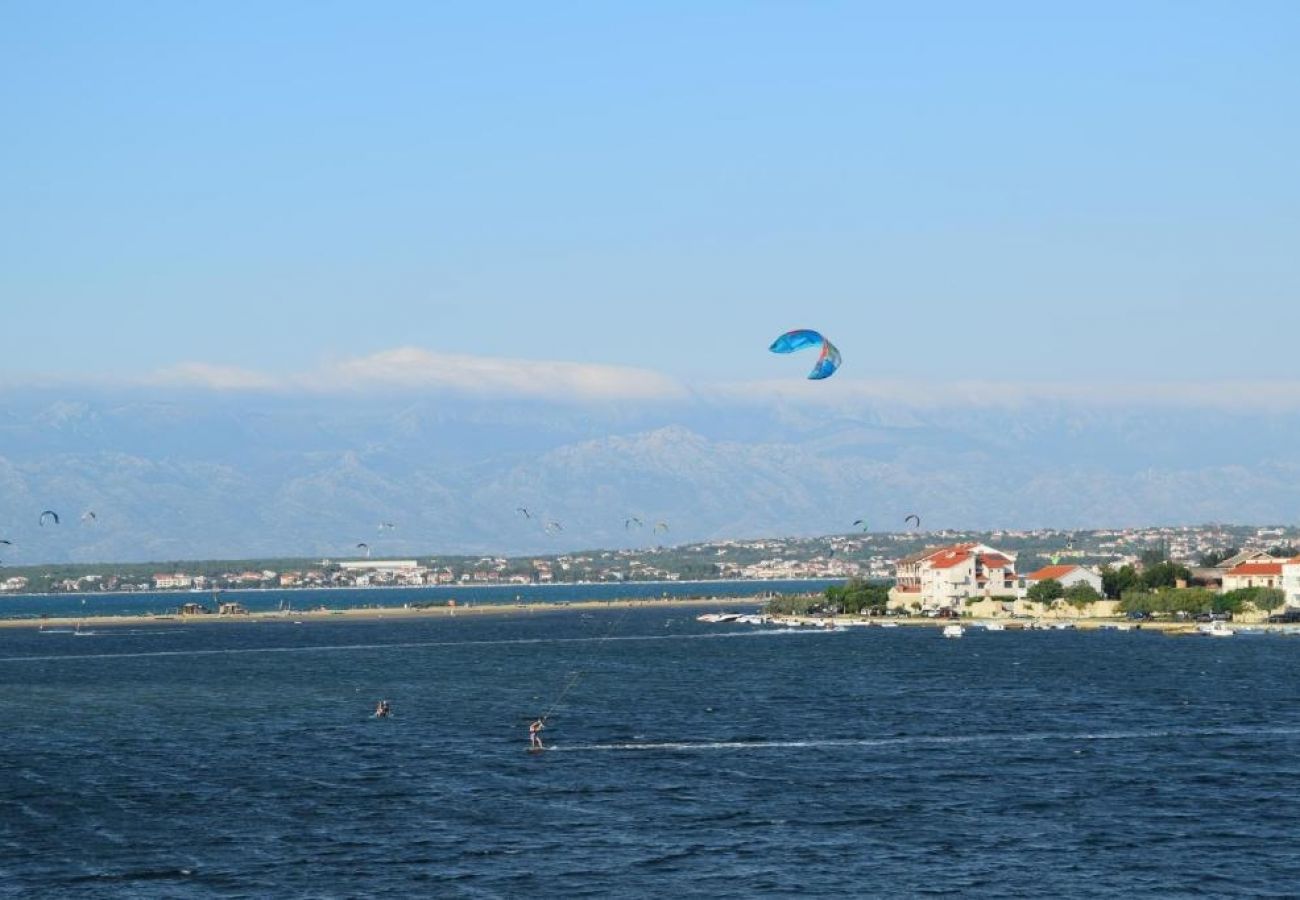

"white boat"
[942,624,964,639]
[980,622,1005,632]
[1197,621,1235,638]
[878,622,900,628]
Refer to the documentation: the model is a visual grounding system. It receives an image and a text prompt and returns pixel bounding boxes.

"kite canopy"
[769,329,841,380]
[39,510,59,526]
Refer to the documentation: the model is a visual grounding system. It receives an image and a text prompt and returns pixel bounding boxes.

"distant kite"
[625,517,643,530]
[82,511,97,523]
[356,542,371,558]
[769,329,841,380]
[545,521,563,534]
[905,514,921,529]
[517,507,532,519]
[39,510,59,526]
[852,519,869,532]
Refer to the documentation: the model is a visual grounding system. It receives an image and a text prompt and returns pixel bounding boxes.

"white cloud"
[115,350,1300,412]
[142,363,280,391]
[141,347,689,402]
[314,347,689,401]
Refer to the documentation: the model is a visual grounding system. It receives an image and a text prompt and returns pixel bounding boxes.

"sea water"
[2,611,1300,896]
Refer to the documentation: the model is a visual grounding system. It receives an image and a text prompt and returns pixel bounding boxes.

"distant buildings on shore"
[3,524,1298,602]
[888,539,1300,614]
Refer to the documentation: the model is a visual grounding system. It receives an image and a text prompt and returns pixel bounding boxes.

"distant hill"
[1,384,1299,563]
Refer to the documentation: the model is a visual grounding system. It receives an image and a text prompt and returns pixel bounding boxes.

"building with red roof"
[1023,564,1103,595]
[891,542,1021,611]
[1223,561,1284,592]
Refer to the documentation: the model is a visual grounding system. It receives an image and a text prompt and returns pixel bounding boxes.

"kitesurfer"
[529,718,545,750]
[375,699,391,718]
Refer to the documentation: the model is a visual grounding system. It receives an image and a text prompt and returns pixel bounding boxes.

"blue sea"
[4,609,1300,897]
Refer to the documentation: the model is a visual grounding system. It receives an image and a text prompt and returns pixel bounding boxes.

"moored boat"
[1197,621,1235,638]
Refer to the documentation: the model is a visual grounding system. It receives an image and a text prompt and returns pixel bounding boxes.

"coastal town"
[2,524,1298,612]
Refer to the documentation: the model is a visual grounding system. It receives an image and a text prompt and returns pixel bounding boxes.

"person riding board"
[529,718,545,750]
[375,699,391,718]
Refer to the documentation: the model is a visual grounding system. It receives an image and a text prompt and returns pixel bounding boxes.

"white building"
[1277,558,1300,607]
[1023,564,1103,595]
[152,573,194,589]
[891,543,1020,611]
[338,560,422,574]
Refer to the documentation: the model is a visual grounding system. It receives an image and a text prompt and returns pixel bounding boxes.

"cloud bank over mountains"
[140,348,689,402]
[2,348,1298,563]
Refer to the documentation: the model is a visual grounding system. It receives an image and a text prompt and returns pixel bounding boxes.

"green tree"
[1101,564,1138,599]
[1118,589,1160,615]
[823,578,890,615]
[1167,588,1216,615]
[1026,579,1065,606]
[1063,582,1101,609]
[1140,561,1191,591]
[1254,588,1286,612]
[1221,586,1285,613]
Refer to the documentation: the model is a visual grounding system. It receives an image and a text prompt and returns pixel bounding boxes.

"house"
[218,601,249,616]
[152,573,193,590]
[179,602,211,616]
[1216,550,1282,571]
[890,543,1020,611]
[1222,562,1284,592]
[1024,564,1104,595]
[1282,557,1300,608]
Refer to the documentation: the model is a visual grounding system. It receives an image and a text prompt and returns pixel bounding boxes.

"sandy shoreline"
[0,595,767,630]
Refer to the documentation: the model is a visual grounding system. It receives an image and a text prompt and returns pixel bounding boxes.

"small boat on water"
[1197,621,1235,638]
[942,624,964,639]
[980,622,1005,632]
[696,613,742,624]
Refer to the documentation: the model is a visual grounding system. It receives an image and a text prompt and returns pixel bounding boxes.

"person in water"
[375,700,391,718]
[529,718,545,750]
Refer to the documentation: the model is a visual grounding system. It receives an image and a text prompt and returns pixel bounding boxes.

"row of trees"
[765,579,891,616]
[1118,586,1284,616]
[1100,562,1191,598]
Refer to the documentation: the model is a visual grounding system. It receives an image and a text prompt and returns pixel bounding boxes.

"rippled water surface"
[4,611,1300,897]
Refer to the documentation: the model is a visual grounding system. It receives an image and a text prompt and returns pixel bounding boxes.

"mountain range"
[1,382,1298,563]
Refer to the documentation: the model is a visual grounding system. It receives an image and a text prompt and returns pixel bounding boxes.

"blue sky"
[4,2,1299,388]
